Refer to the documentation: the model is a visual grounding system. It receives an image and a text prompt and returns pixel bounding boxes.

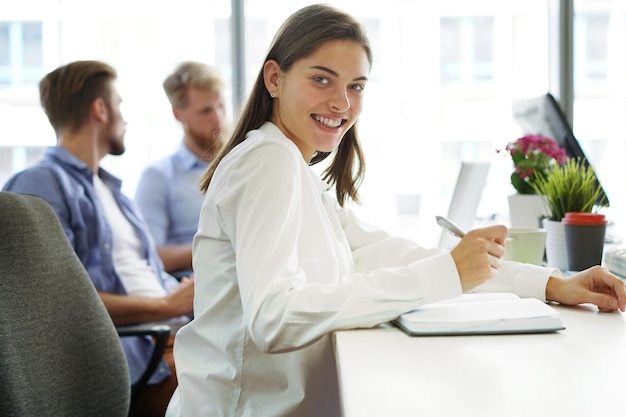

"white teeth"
[314,115,342,128]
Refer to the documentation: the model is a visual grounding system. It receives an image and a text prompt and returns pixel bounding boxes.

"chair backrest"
[0,191,131,417]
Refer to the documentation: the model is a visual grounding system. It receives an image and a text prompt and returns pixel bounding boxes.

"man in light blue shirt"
[2,60,194,417]
[135,62,227,279]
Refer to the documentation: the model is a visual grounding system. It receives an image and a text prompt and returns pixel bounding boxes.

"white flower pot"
[543,218,569,270]
[508,194,549,229]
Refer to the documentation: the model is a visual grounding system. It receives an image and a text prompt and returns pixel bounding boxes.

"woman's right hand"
[450,225,507,292]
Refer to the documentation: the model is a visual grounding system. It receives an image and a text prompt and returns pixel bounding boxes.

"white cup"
[502,228,547,265]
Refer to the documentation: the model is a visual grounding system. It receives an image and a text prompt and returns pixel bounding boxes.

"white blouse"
[168,122,555,417]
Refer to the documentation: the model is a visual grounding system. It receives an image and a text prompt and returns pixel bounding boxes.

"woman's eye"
[313,76,330,84]
[351,84,364,92]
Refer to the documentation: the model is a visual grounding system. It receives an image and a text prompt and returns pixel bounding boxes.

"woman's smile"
[311,114,347,130]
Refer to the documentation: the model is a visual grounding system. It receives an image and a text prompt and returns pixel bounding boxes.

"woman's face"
[266,39,370,162]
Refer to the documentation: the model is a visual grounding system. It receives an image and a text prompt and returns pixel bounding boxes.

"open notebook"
[393,293,565,336]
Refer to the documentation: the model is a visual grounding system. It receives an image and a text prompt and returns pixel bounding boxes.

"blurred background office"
[1,0,625,245]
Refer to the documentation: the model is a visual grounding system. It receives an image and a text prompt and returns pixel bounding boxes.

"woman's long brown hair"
[199,4,372,207]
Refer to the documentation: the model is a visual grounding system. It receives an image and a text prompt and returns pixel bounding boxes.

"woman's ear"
[263,60,281,97]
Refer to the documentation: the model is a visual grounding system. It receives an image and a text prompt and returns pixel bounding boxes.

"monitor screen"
[511,92,609,206]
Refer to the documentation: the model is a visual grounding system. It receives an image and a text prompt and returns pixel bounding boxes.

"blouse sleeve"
[336,201,555,301]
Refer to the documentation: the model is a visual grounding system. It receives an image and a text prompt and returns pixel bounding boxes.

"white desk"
[333,304,626,417]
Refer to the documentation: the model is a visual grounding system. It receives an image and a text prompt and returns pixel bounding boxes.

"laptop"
[438,161,491,249]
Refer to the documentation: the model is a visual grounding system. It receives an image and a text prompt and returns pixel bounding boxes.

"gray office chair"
[0,191,169,416]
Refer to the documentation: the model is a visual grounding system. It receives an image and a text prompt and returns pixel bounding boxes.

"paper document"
[393,293,564,336]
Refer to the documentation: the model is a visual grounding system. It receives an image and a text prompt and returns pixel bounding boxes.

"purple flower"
[497,134,569,195]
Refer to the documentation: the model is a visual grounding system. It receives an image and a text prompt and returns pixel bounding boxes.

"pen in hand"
[436,215,506,275]
[435,215,466,238]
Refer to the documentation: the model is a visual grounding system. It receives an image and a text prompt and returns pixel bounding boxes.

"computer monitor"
[511,92,609,206]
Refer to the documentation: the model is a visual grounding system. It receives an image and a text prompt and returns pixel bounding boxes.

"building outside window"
[0,19,47,186]
[0,21,44,86]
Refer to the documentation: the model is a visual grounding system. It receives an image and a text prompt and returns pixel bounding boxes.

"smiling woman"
[168,6,382,416]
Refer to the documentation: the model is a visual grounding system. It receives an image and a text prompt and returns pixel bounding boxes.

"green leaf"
[530,157,607,221]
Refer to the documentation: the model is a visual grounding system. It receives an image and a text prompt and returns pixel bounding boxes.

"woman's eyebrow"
[310,65,368,82]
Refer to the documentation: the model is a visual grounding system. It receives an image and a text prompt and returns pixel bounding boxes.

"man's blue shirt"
[135,142,208,278]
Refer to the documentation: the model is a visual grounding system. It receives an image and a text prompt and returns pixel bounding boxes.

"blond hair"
[163,61,224,109]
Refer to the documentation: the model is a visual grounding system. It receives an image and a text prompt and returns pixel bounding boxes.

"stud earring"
[270,92,276,98]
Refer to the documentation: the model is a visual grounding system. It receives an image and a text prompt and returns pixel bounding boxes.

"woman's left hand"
[546,265,626,312]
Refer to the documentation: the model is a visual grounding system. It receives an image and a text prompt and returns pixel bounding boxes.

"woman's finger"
[488,254,502,269]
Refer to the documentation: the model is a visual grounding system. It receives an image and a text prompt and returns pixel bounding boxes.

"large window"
[0,19,47,184]
[1,0,624,244]
[440,16,495,84]
[0,21,44,86]
[0,0,232,194]
[573,0,626,219]
[240,1,551,243]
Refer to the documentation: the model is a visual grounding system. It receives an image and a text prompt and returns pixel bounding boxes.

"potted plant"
[498,134,568,228]
[531,157,608,221]
[530,157,609,269]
